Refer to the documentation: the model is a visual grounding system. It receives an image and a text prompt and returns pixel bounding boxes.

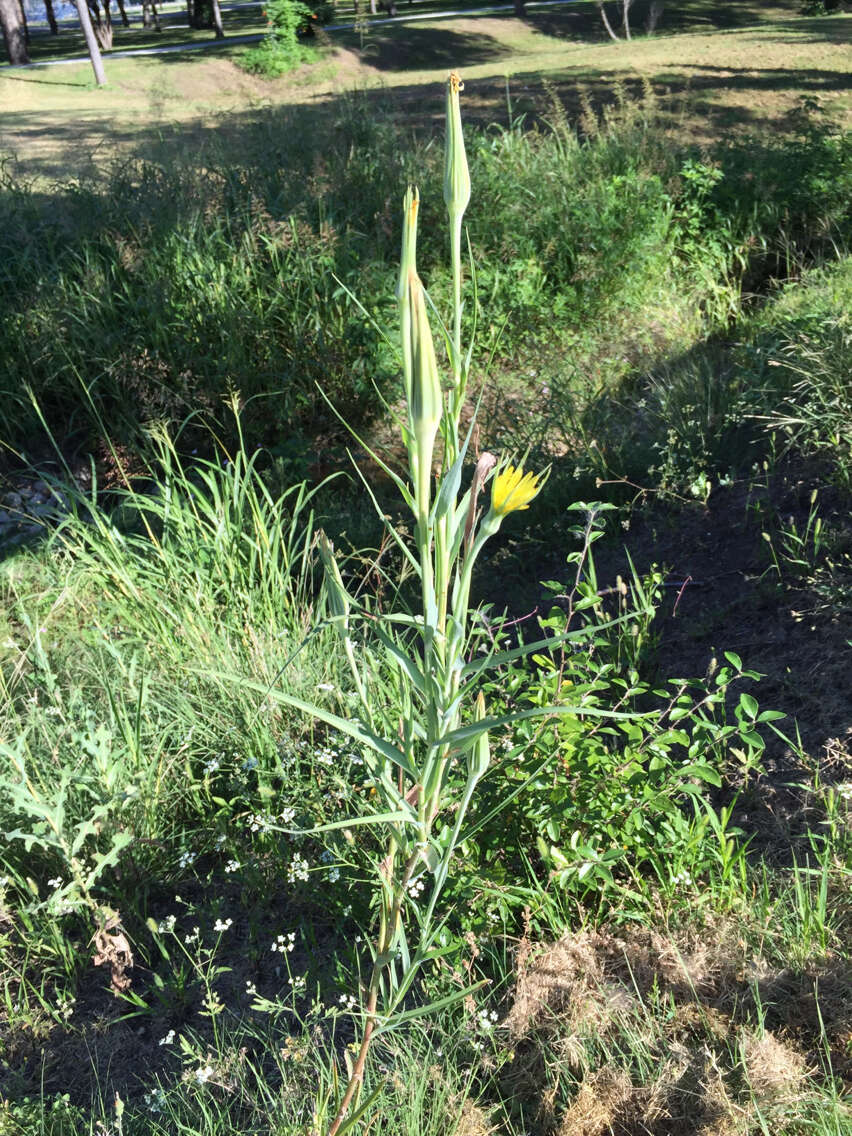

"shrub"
[241,0,319,77]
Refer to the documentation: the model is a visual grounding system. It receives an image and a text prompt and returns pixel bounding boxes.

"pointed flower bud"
[468,690,490,781]
[407,270,442,516]
[444,72,471,224]
[397,186,419,407]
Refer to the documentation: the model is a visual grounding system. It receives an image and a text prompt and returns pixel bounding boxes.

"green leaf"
[723,651,743,670]
[461,611,653,677]
[328,1083,385,1136]
[373,979,487,1037]
[430,420,473,525]
[682,763,722,787]
[275,809,415,837]
[373,626,425,697]
[442,702,649,751]
[739,692,759,719]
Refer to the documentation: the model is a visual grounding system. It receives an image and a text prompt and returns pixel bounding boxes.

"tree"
[595,0,636,41]
[0,0,30,63]
[44,0,59,34]
[646,0,665,33]
[16,0,28,43]
[186,0,225,35]
[86,0,112,49]
[75,0,106,83]
[141,0,161,29]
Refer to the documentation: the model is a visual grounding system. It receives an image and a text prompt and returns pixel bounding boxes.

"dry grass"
[496,918,849,1135]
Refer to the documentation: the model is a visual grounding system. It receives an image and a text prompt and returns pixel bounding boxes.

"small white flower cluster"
[203,756,220,775]
[158,915,177,934]
[247,812,274,834]
[477,1008,499,1031]
[287,855,309,884]
[672,869,693,887]
[177,851,196,870]
[317,746,336,766]
[338,993,357,1012]
[407,876,426,899]
[281,806,296,824]
[57,995,76,1020]
[213,917,233,933]
[159,1030,176,1046]
[224,860,240,873]
[144,1088,167,1114]
[327,866,340,883]
[184,926,201,945]
[245,980,258,996]
[271,932,296,954]
[194,1064,214,1084]
[47,876,63,889]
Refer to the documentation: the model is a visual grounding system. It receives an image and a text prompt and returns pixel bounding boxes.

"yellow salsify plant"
[251,73,649,1136]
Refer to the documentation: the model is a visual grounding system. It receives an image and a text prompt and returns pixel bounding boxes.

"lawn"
[2,2,850,179]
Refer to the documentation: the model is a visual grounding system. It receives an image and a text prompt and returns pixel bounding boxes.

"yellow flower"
[491,464,546,516]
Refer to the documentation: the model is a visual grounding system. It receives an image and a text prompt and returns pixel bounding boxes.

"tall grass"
[2,90,849,464]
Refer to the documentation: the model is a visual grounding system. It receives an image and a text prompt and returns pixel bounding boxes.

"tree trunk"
[0,0,30,62]
[595,1,620,40]
[75,0,106,82]
[142,0,161,27]
[210,0,223,37]
[645,0,664,32]
[621,0,632,39]
[44,0,59,33]
[116,0,130,26]
[16,0,29,44]
[88,0,113,49]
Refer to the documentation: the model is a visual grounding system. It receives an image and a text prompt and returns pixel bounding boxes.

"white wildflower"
[271,932,296,953]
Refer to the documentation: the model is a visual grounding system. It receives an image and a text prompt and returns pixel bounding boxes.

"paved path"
[9,0,576,68]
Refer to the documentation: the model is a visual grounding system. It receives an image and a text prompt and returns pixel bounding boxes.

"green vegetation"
[1,8,851,1134]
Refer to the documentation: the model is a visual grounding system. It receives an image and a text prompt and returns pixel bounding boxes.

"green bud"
[468,691,490,781]
[318,530,350,639]
[407,271,442,518]
[444,72,471,224]
[397,186,419,408]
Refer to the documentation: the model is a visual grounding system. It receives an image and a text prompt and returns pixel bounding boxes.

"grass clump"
[2,87,849,464]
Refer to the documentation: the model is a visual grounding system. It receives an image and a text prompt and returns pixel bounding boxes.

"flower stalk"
[310,74,553,1136]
